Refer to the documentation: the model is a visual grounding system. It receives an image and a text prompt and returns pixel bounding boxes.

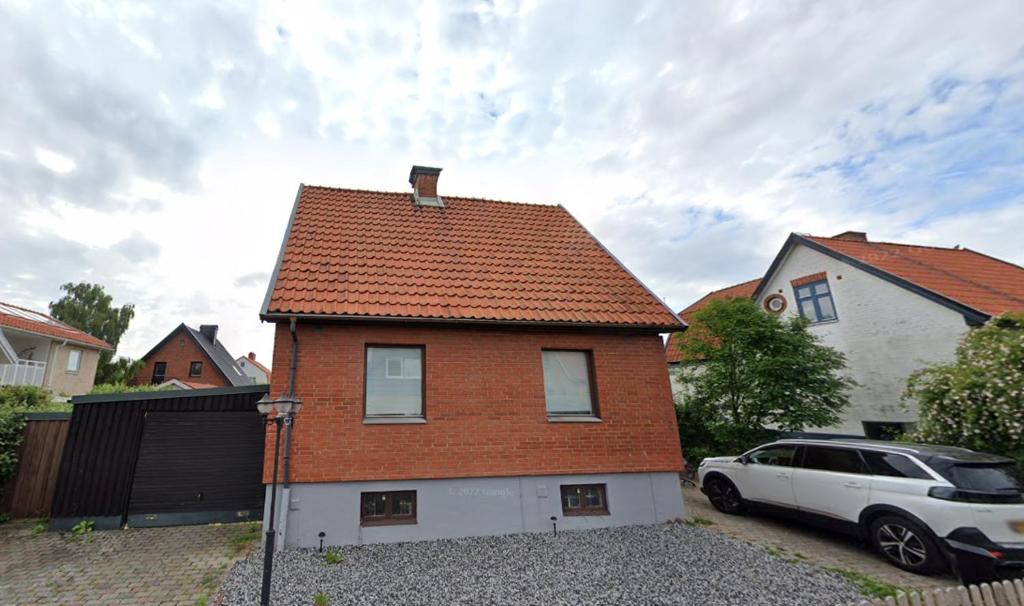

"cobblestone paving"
[0,519,259,606]
[683,485,959,592]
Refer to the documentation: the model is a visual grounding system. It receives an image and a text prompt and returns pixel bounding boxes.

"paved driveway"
[682,485,959,592]
[0,519,259,606]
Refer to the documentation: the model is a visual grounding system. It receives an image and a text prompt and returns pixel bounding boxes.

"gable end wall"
[132,330,230,387]
[756,243,970,434]
[266,322,684,483]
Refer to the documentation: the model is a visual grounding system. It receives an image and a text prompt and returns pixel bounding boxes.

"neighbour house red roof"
[263,185,682,330]
[805,235,1024,318]
[0,301,112,350]
[664,278,761,364]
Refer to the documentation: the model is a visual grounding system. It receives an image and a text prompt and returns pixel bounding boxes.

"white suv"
[698,439,1024,583]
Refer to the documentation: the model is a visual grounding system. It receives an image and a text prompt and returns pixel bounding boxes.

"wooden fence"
[850,578,1024,606]
[1,413,71,518]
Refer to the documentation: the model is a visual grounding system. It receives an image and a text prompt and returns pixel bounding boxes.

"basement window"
[360,491,417,526]
[365,346,424,419]
[560,484,609,516]
[189,361,203,377]
[151,362,167,384]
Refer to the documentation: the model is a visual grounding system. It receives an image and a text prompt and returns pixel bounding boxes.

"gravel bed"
[218,523,862,605]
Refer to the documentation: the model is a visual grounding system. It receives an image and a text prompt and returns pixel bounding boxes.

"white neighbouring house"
[234,352,271,385]
[666,231,1024,437]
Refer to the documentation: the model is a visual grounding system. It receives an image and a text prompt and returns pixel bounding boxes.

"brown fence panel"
[1,413,71,518]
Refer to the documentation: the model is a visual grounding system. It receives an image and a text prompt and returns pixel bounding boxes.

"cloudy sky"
[2,0,1023,366]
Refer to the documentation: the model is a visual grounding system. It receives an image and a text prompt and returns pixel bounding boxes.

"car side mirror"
[738,455,749,465]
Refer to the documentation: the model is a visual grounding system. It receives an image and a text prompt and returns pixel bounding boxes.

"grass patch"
[683,516,715,527]
[230,522,262,555]
[194,563,227,606]
[31,519,47,534]
[313,592,329,606]
[823,567,908,599]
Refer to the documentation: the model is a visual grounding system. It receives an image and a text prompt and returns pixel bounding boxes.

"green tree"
[907,312,1024,466]
[675,298,854,461]
[48,282,139,384]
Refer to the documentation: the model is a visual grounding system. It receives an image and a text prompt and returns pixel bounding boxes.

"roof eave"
[259,311,683,333]
[0,324,112,351]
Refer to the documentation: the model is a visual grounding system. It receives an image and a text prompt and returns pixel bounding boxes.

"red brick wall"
[132,329,230,387]
[264,322,683,483]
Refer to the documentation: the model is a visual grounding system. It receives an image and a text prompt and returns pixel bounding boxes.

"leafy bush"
[907,312,1024,466]
[1,386,62,497]
[323,548,345,565]
[89,383,175,395]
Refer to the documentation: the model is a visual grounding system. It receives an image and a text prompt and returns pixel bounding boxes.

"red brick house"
[260,166,685,547]
[133,323,252,388]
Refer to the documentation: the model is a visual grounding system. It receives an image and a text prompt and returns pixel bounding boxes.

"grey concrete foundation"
[264,472,684,547]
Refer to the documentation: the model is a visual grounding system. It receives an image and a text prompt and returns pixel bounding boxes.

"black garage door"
[127,411,265,527]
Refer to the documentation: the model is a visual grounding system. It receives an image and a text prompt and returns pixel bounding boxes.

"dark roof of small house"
[141,323,251,386]
[664,278,761,364]
[261,185,683,331]
[0,301,112,350]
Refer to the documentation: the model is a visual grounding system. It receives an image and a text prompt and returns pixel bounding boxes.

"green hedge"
[0,386,67,501]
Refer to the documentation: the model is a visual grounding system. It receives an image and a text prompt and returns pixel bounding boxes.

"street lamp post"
[256,394,302,606]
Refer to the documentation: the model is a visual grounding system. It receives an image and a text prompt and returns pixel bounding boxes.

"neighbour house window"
[793,279,837,323]
[560,484,609,516]
[861,451,932,480]
[365,346,424,418]
[746,445,797,467]
[360,491,417,525]
[151,362,167,384]
[800,446,867,474]
[189,361,203,377]
[66,349,82,374]
[542,350,597,417]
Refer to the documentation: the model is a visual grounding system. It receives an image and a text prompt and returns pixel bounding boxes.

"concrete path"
[0,519,259,606]
[682,485,959,593]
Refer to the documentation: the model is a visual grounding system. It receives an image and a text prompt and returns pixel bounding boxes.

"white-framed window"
[365,346,424,417]
[66,349,82,374]
[542,350,597,416]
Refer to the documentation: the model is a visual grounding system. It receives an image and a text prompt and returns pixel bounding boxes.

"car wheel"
[705,477,745,514]
[870,515,944,575]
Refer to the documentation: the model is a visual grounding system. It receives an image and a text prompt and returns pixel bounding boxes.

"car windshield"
[941,463,1022,492]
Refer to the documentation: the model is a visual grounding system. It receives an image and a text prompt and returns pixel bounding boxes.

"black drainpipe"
[283,316,298,489]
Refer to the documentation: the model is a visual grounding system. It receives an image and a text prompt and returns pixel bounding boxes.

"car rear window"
[861,451,933,479]
[941,463,1022,492]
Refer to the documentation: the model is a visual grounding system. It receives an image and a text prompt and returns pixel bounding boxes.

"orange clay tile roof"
[0,301,112,350]
[263,185,682,330]
[805,236,1024,317]
[664,278,761,364]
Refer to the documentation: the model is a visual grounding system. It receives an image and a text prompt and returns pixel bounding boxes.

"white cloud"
[2,0,1023,365]
[34,148,77,174]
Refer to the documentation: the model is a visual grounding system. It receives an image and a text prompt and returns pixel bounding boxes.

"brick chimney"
[832,231,868,242]
[199,324,219,343]
[248,352,256,361]
[409,165,443,207]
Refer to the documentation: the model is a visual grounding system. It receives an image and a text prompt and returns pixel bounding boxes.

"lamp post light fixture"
[257,393,302,606]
